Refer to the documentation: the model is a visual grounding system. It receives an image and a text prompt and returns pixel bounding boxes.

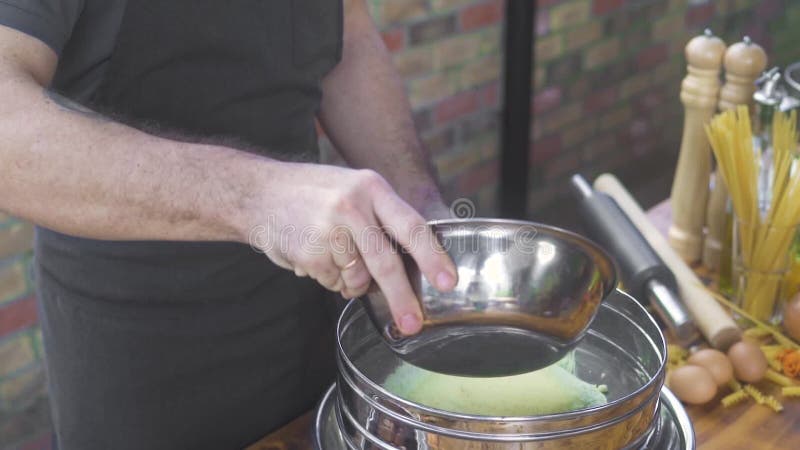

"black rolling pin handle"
[570,175,698,344]
[570,175,677,297]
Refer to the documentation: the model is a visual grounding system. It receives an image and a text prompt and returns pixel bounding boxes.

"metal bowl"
[336,289,667,449]
[363,219,617,377]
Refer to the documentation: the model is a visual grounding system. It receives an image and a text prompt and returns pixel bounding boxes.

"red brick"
[545,151,581,181]
[743,25,772,53]
[461,0,504,31]
[381,28,406,53]
[20,433,52,450]
[582,133,618,163]
[628,118,650,140]
[685,3,715,28]
[756,0,782,20]
[536,9,550,36]
[635,90,666,114]
[636,44,668,70]
[536,0,561,7]
[584,87,618,113]
[536,0,566,9]
[479,82,500,107]
[0,296,38,336]
[457,160,499,194]
[434,90,480,124]
[532,86,562,114]
[593,0,624,15]
[409,15,457,45]
[568,78,590,101]
[632,136,658,158]
[530,134,562,163]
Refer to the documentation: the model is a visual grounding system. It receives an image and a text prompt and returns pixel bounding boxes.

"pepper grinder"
[703,37,767,271]
[669,29,726,263]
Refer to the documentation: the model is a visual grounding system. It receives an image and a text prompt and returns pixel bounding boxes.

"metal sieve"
[324,289,677,449]
[313,385,694,449]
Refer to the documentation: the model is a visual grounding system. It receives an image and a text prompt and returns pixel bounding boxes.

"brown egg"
[783,292,800,342]
[667,365,718,405]
[687,349,734,386]
[727,340,768,383]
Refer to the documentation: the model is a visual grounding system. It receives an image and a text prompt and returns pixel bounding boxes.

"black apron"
[36,1,343,449]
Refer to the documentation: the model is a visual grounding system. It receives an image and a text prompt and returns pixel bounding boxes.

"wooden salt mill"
[668,30,726,263]
[703,37,767,270]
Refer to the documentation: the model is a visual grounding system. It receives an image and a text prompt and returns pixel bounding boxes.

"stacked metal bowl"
[313,221,695,449]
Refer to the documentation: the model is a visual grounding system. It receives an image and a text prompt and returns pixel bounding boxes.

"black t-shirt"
[0,0,125,100]
[3,2,344,448]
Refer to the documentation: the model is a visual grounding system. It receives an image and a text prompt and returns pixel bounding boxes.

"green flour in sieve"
[382,353,607,416]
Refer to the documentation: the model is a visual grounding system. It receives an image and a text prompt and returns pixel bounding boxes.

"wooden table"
[247,201,800,449]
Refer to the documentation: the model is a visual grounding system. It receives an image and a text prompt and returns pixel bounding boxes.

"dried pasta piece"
[774,333,800,349]
[721,390,749,407]
[762,345,787,353]
[703,286,800,349]
[743,385,783,412]
[762,346,789,372]
[763,395,784,413]
[728,379,743,391]
[765,369,796,387]
[668,344,688,367]
[781,386,800,397]
[744,385,766,404]
[745,327,773,339]
[767,357,783,372]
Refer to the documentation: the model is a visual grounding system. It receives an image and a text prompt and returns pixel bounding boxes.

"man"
[0,0,457,448]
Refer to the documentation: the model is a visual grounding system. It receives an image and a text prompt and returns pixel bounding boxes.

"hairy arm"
[0,25,271,242]
[318,0,447,219]
[0,24,455,333]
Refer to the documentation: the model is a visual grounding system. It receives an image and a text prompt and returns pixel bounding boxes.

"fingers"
[330,227,371,298]
[373,192,458,293]
[349,215,424,336]
[308,254,342,292]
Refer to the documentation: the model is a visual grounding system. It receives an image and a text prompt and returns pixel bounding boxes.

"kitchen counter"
[246,201,800,450]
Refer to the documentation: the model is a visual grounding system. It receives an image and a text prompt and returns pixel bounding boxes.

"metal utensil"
[335,289,669,449]
[313,385,695,450]
[362,219,617,377]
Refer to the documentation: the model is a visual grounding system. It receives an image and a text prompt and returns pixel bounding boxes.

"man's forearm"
[0,22,458,326]
[318,2,445,217]
[0,72,268,243]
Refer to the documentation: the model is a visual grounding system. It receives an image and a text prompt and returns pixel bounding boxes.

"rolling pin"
[570,175,698,344]
[703,37,767,271]
[594,173,742,350]
[668,29,726,263]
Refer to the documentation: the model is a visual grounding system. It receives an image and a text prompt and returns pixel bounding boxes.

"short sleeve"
[0,0,85,55]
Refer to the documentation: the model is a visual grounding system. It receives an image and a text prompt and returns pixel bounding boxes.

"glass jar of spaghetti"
[733,218,797,323]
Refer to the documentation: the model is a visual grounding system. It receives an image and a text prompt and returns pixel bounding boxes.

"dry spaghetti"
[706,107,800,321]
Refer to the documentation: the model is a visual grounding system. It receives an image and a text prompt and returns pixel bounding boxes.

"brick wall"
[0,214,50,448]
[529,0,800,226]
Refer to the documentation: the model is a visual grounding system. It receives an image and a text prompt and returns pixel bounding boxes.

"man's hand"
[247,163,457,335]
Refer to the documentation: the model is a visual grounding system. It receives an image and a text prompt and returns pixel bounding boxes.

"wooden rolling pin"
[594,173,742,350]
[668,30,726,263]
[703,37,767,271]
